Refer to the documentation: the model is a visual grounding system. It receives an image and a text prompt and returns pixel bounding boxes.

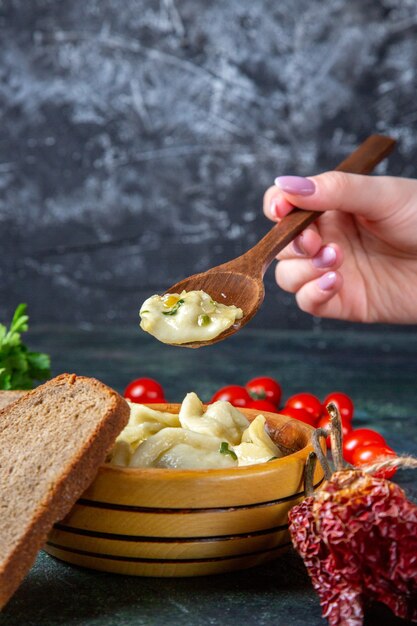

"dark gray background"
[1,0,417,331]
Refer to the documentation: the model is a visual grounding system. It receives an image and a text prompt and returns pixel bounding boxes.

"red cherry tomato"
[285,393,322,424]
[343,428,386,464]
[245,376,282,407]
[280,405,316,427]
[124,378,165,404]
[352,444,397,479]
[247,399,278,413]
[211,385,252,408]
[322,391,354,423]
[318,414,352,448]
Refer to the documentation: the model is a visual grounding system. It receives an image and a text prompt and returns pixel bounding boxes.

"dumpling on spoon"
[139,290,243,345]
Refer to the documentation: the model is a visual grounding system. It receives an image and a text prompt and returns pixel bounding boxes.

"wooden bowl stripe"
[56,500,297,536]
[45,540,292,564]
[45,542,291,576]
[76,475,324,513]
[46,525,291,559]
[82,456,314,507]
[52,521,289,542]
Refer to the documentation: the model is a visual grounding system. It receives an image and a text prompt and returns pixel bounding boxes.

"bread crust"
[0,373,130,609]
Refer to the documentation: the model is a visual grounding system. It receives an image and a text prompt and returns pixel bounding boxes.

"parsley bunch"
[0,304,51,390]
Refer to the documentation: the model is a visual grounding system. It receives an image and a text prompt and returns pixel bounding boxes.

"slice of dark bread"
[0,373,130,609]
[0,390,27,410]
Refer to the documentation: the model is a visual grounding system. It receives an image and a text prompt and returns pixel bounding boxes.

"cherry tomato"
[343,428,386,464]
[352,444,397,479]
[247,399,278,413]
[318,413,352,448]
[322,391,354,423]
[124,378,165,404]
[285,393,322,424]
[280,405,316,427]
[245,376,282,407]
[211,385,252,408]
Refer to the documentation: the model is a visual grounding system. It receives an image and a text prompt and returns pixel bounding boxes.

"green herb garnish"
[219,441,237,460]
[197,314,211,327]
[0,304,51,390]
[162,299,185,316]
[140,310,150,314]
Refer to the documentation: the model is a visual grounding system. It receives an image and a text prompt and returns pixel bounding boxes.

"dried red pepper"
[289,403,417,626]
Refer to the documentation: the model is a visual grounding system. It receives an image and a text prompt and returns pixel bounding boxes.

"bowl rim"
[102,402,316,478]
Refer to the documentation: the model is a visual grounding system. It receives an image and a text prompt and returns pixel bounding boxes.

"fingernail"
[312,245,337,268]
[269,197,293,219]
[292,235,305,255]
[269,198,279,219]
[317,271,337,291]
[274,176,316,196]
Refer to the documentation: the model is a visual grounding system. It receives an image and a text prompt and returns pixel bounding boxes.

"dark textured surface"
[0,326,416,626]
[5,549,416,626]
[1,0,417,330]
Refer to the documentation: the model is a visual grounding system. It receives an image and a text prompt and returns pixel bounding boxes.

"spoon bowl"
[164,135,396,348]
[168,269,265,347]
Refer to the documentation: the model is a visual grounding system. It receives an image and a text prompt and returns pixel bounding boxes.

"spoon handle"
[243,134,396,275]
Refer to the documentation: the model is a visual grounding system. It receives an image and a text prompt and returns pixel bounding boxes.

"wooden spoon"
[166,134,396,348]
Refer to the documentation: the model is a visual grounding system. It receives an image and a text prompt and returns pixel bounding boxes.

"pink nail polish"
[274,176,316,196]
[312,246,336,268]
[317,272,337,291]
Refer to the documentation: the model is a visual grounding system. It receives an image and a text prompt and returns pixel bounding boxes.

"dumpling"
[233,415,283,466]
[128,427,237,469]
[139,290,243,345]
[110,439,131,466]
[109,394,283,470]
[128,402,180,427]
[178,392,205,421]
[156,442,237,470]
[113,401,180,451]
[179,392,249,445]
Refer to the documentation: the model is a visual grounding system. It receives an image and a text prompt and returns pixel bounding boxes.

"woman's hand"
[264,172,417,324]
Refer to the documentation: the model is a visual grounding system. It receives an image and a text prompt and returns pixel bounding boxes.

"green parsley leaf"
[0,304,51,390]
[219,441,237,460]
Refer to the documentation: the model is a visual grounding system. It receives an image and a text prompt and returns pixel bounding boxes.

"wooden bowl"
[45,404,324,577]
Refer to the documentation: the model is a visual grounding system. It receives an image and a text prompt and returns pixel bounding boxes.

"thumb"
[274,173,416,221]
